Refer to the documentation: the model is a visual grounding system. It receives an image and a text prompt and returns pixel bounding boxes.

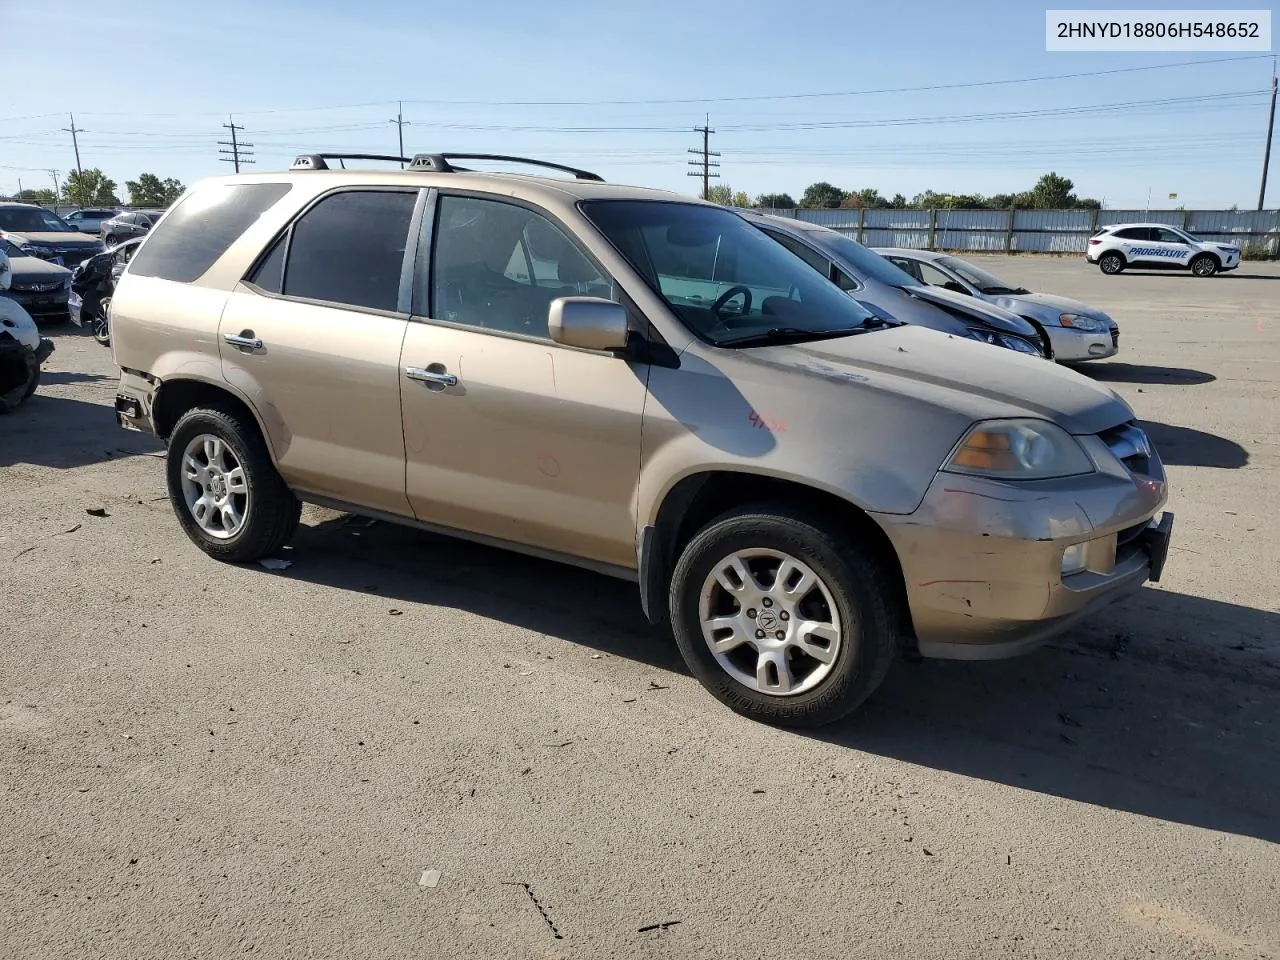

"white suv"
[1086,223,1241,277]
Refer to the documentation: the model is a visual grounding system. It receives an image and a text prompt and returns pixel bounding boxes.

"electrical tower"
[389,101,413,168]
[62,113,84,199]
[687,116,720,200]
[218,117,255,173]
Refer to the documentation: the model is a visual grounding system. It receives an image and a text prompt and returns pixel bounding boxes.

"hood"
[7,255,72,283]
[990,291,1112,323]
[903,285,1038,336]
[1,231,102,248]
[750,324,1132,435]
[1207,241,1240,252]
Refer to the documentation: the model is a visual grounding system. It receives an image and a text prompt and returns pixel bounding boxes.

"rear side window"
[281,190,416,313]
[762,229,832,277]
[129,182,292,283]
[1112,227,1152,241]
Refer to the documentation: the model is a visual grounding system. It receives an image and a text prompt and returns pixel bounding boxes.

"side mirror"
[548,296,629,352]
[943,281,969,295]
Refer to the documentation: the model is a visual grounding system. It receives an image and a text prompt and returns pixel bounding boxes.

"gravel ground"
[2,258,1277,959]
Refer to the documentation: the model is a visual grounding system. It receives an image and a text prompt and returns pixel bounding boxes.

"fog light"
[1061,542,1089,575]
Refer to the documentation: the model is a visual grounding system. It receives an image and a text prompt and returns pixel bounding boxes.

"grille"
[14,281,64,293]
[1098,421,1152,476]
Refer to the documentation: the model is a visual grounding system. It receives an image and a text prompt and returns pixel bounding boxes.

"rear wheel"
[1098,252,1125,275]
[166,404,300,562]
[92,298,111,345]
[668,504,898,728]
[1190,253,1219,277]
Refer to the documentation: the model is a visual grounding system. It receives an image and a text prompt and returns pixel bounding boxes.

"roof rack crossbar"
[290,153,410,171]
[408,153,604,182]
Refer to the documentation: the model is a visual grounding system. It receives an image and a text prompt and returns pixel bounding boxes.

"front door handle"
[224,332,264,350]
[405,365,458,389]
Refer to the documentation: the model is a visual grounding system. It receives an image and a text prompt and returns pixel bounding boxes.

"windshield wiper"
[717,321,889,348]
[981,286,1020,295]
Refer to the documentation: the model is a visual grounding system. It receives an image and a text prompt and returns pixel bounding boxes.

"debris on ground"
[85,508,109,518]
[257,558,293,571]
[504,882,562,940]
[638,920,681,933]
[417,869,441,889]
[1058,712,1081,728]
[648,681,669,690]
[388,609,403,616]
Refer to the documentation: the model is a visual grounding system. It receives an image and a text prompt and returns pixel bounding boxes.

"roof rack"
[288,151,604,182]
[290,153,409,170]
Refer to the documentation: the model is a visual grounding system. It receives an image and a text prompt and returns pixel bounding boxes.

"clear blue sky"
[3,0,1277,208]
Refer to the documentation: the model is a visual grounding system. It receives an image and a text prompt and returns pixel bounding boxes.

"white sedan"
[1086,223,1241,277]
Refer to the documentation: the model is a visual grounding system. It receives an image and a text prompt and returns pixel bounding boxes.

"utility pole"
[388,101,412,167]
[218,116,255,174]
[687,115,720,200]
[1259,61,1277,211]
[62,113,84,200]
[48,169,61,202]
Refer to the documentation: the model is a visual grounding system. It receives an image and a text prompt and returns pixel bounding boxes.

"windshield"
[0,207,73,233]
[580,201,884,347]
[938,256,1026,295]
[0,238,22,257]
[809,231,922,288]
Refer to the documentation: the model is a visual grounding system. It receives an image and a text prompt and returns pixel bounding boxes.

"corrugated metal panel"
[796,209,862,229]
[1012,232,1090,253]
[1187,209,1280,233]
[936,230,1006,251]
[1098,210,1185,227]
[937,209,1007,230]
[863,209,930,229]
[753,207,801,219]
[1013,209,1094,231]
[862,229,929,249]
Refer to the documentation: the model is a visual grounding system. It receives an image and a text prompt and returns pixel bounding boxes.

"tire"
[1098,252,1125,275]
[0,340,39,413]
[1190,253,1219,277]
[104,234,119,248]
[93,298,111,346]
[668,503,898,728]
[166,403,301,562]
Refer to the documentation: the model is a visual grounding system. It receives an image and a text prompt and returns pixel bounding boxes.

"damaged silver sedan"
[0,247,55,412]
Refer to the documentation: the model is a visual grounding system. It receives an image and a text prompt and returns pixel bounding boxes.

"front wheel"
[1190,254,1219,277]
[668,504,898,728]
[92,298,111,345]
[166,404,301,562]
[1098,252,1125,275]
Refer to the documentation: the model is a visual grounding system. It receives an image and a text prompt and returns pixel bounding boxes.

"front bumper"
[1047,324,1118,362]
[114,369,160,434]
[6,289,70,319]
[875,449,1170,660]
[35,338,55,364]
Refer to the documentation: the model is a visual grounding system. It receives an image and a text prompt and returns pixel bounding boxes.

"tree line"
[709,172,1101,211]
[13,169,186,208]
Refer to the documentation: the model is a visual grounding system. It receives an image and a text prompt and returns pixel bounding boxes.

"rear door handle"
[224,332,264,350]
[405,366,458,388]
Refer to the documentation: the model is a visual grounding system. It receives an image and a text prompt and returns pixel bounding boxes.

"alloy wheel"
[179,433,250,539]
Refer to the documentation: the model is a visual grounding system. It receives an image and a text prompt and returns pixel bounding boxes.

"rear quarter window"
[128,182,292,283]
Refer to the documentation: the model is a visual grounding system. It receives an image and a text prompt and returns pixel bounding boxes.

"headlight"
[1059,313,1107,333]
[964,327,1043,356]
[944,418,1095,480]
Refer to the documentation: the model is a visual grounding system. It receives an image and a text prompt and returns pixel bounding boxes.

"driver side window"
[430,195,613,340]
[1154,228,1187,244]
[916,261,954,288]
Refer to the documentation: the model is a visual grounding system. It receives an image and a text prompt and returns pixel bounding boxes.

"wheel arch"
[638,470,913,644]
[151,376,276,459]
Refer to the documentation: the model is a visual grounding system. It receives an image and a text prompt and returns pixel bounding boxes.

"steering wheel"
[711,285,752,318]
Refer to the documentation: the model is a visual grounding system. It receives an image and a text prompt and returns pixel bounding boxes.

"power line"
[688,116,720,200]
[218,117,254,173]
[397,53,1276,107]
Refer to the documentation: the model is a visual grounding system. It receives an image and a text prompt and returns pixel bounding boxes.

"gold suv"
[110,153,1173,727]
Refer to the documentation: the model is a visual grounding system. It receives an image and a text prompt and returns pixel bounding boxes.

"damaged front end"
[0,297,54,413]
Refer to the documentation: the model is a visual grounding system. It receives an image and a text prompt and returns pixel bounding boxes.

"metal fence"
[756,207,1280,258]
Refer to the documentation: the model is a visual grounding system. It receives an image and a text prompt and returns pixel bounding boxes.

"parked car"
[0,237,73,322]
[1085,223,1241,277]
[0,202,105,270]
[875,248,1120,363]
[69,237,143,343]
[62,208,121,235]
[739,212,1049,358]
[101,209,166,246]
[110,152,1173,728]
[0,245,56,411]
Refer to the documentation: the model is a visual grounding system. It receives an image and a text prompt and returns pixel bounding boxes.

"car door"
[1148,227,1195,266]
[399,191,648,571]
[219,187,421,517]
[1109,227,1154,264]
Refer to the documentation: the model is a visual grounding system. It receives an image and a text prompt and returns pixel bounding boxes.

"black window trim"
[758,225,851,290]
[411,187,641,357]
[239,184,424,320]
